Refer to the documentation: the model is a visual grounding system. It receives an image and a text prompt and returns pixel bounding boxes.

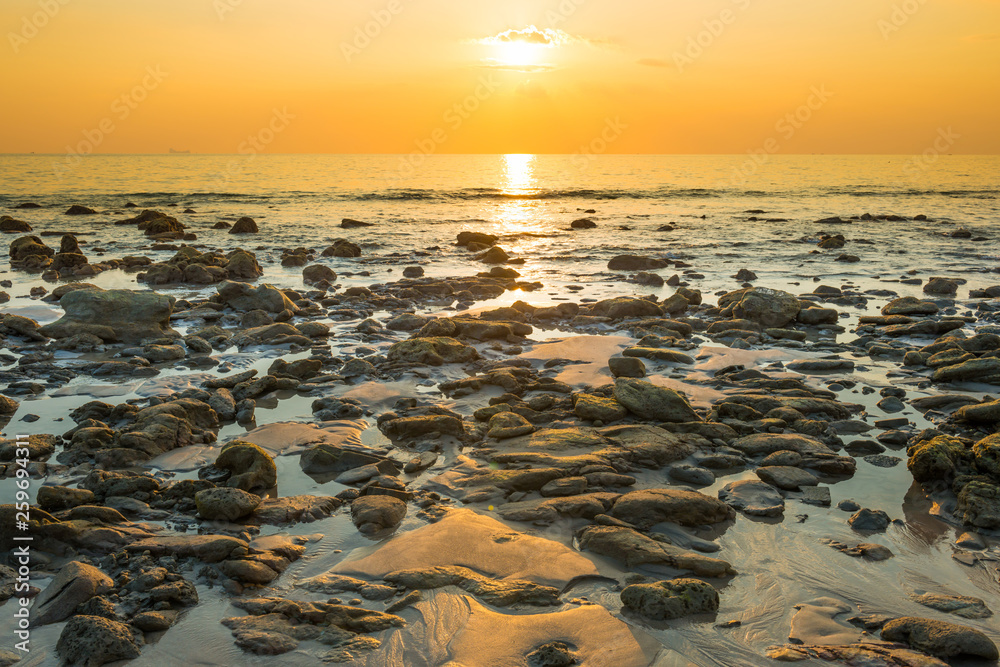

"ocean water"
[3,153,998,302]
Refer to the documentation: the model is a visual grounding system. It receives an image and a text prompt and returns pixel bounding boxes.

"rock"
[577,525,735,577]
[57,615,142,666]
[607,255,668,271]
[574,394,627,422]
[720,286,801,327]
[570,218,597,229]
[612,378,700,423]
[488,412,535,439]
[911,593,992,620]
[955,480,1000,529]
[65,205,98,215]
[933,358,1000,383]
[125,534,245,562]
[0,216,31,232]
[731,433,834,457]
[634,271,663,286]
[302,264,336,285]
[668,464,715,486]
[31,561,113,627]
[923,277,958,296]
[848,508,890,533]
[351,495,406,534]
[230,217,259,234]
[620,578,720,620]
[719,480,784,517]
[457,231,498,247]
[477,246,510,263]
[387,337,478,366]
[9,235,53,263]
[756,466,818,491]
[882,296,940,316]
[217,281,298,314]
[881,616,998,660]
[215,441,277,492]
[37,486,95,511]
[323,239,361,257]
[195,487,261,521]
[341,218,374,228]
[608,356,646,378]
[956,400,1000,424]
[610,488,733,528]
[907,436,967,482]
[0,395,18,415]
[402,266,424,278]
[38,288,177,343]
[623,347,694,364]
[589,297,662,319]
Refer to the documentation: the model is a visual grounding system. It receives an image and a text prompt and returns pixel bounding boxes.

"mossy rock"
[216,441,277,492]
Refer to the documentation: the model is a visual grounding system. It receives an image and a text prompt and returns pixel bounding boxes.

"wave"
[2,186,997,207]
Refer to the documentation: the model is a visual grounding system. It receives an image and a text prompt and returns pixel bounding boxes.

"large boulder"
[589,298,663,319]
[351,495,406,534]
[881,616,998,660]
[215,441,277,492]
[610,488,733,528]
[0,216,31,232]
[9,235,53,261]
[620,578,720,620]
[387,337,478,366]
[607,255,669,271]
[612,378,700,422]
[230,217,259,234]
[31,561,113,627]
[720,287,801,328]
[56,615,142,666]
[195,487,261,521]
[38,288,178,343]
[217,281,298,314]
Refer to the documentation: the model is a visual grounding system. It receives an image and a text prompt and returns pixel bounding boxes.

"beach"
[1,153,999,666]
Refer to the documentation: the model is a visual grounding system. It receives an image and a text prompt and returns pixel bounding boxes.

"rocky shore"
[1,205,999,666]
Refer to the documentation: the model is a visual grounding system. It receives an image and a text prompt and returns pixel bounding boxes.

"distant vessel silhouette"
[169,148,191,154]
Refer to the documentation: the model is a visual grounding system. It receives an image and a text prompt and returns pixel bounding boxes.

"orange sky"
[1,0,998,154]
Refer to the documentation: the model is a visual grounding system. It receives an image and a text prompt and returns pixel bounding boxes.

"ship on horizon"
[168,148,191,154]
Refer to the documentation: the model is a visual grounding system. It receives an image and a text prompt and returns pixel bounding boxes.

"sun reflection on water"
[496,154,540,241]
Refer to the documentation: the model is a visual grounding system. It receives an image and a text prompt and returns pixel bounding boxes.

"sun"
[494,41,544,68]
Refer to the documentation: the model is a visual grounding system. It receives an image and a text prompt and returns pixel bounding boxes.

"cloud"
[478,60,557,73]
[636,58,669,68]
[472,25,602,48]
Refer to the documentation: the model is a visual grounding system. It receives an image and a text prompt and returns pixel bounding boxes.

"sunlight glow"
[493,41,545,68]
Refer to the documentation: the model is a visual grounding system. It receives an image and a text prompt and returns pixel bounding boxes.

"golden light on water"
[501,153,535,194]
[495,153,543,256]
